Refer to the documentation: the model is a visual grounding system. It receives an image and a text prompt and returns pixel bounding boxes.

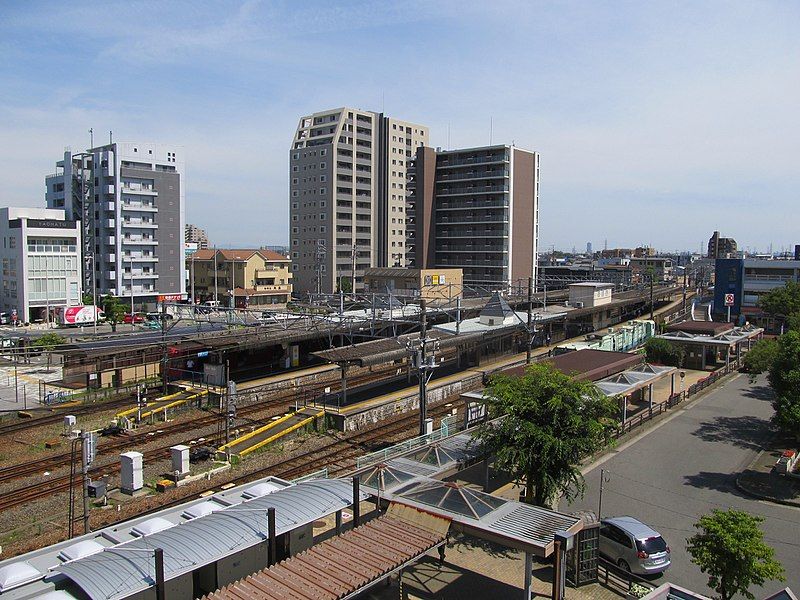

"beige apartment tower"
[289,107,428,294]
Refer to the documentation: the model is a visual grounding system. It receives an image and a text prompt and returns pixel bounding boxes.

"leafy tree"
[82,292,96,306]
[644,337,685,367]
[32,332,66,372]
[686,509,784,600]
[102,294,126,332]
[767,330,800,441]
[742,338,779,377]
[474,362,617,507]
[337,277,352,293]
[758,281,800,322]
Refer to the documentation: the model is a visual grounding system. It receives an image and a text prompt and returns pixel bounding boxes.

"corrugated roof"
[202,507,448,600]
[55,479,365,600]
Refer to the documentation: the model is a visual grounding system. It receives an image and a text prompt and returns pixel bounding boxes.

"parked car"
[146,312,173,322]
[599,516,670,575]
[123,313,146,324]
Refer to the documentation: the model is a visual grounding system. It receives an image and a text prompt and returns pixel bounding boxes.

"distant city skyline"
[0,2,797,251]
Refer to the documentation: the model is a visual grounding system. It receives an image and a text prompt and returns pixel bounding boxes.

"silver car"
[600,516,671,575]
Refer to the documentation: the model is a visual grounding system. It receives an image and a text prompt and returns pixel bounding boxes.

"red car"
[123,313,146,324]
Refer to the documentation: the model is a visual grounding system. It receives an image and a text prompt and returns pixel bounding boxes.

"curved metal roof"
[55,479,365,600]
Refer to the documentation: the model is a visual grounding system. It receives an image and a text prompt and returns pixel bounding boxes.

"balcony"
[435,184,509,197]
[123,272,159,280]
[437,246,507,253]
[253,284,291,293]
[105,202,116,211]
[122,202,158,212]
[436,170,509,183]
[121,184,157,195]
[437,154,509,169]
[107,236,116,245]
[106,219,116,227]
[437,215,507,224]
[123,237,158,245]
[124,255,158,262]
[437,200,508,211]
[255,268,285,278]
[122,219,158,229]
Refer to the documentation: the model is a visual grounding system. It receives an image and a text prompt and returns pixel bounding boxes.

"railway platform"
[217,406,323,459]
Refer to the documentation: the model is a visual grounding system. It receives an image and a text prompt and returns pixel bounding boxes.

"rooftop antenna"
[89,128,93,149]
[109,130,113,144]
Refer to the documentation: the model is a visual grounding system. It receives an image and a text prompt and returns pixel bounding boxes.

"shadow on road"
[692,415,771,451]
[682,471,748,497]
[741,384,774,401]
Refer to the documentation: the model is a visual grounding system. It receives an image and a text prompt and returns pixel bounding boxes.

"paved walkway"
[737,434,800,507]
[363,533,623,599]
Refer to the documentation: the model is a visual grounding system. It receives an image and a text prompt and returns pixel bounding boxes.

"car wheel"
[618,559,631,573]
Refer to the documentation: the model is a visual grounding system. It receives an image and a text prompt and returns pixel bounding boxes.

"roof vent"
[0,562,41,592]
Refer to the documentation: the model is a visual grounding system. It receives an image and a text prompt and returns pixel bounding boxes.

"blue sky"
[1,1,797,253]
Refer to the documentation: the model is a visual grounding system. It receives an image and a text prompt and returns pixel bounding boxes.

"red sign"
[724,293,735,307]
[157,294,183,302]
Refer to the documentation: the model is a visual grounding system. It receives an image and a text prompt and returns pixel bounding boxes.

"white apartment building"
[0,207,82,322]
[289,108,428,294]
[45,141,186,308]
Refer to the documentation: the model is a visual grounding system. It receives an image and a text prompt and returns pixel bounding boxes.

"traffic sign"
[724,293,735,307]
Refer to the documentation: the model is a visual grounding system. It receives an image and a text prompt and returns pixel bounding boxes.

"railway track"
[0,395,136,437]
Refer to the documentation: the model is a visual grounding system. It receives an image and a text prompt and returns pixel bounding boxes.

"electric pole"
[418,299,427,436]
[351,242,357,295]
[526,276,533,364]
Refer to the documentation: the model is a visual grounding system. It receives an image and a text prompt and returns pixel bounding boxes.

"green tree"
[82,292,96,306]
[32,332,66,372]
[742,338,779,377]
[644,337,685,367]
[102,294,126,332]
[767,330,800,441]
[474,362,617,507]
[758,281,800,323]
[686,509,784,600]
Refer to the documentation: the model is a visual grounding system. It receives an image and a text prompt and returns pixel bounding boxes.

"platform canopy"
[595,363,676,397]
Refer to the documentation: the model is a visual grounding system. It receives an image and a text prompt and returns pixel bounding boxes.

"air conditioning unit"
[573,301,584,308]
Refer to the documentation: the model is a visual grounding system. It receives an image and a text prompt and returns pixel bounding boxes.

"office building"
[406,144,539,287]
[185,223,210,249]
[707,231,738,259]
[0,207,82,322]
[45,141,186,307]
[714,257,800,328]
[289,107,428,294]
[189,249,292,308]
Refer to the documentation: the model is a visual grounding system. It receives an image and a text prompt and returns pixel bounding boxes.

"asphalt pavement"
[560,373,800,598]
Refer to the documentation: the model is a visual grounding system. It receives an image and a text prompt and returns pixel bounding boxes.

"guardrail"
[292,468,329,484]
[356,413,464,469]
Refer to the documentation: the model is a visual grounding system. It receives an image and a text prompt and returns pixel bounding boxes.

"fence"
[356,413,464,469]
[597,557,656,597]
[39,376,163,406]
[614,359,742,438]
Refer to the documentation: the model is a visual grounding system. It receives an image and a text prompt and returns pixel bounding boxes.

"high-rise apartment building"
[406,145,539,287]
[289,107,428,294]
[707,230,737,259]
[45,141,186,307]
[185,224,210,249]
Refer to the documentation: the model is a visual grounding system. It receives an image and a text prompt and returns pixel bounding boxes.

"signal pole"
[418,299,427,435]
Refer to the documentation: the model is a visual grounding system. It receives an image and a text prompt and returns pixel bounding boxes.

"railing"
[597,558,656,597]
[356,413,465,469]
[291,468,329,483]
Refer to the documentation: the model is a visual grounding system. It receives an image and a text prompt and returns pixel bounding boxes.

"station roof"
[595,363,676,397]
[202,505,449,600]
[53,479,367,600]
[498,349,643,382]
[666,320,733,336]
[657,324,764,347]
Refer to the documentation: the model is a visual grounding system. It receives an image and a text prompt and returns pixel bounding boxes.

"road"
[560,374,800,598]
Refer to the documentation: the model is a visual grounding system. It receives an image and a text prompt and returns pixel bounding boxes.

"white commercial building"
[45,141,186,309]
[0,207,82,323]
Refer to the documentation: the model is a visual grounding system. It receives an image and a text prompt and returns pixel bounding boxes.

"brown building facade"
[406,145,539,288]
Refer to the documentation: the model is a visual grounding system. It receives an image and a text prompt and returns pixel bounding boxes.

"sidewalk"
[736,436,800,507]
[363,533,623,600]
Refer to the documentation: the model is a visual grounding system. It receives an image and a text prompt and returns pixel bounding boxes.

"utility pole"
[81,430,96,534]
[526,276,533,364]
[161,298,168,394]
[411,300,437,436]
[351,242,357,295]
[213,248,219,305]
[650,271,654,320]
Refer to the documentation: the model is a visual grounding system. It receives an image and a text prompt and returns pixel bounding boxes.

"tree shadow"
[692,415,771,451]
[682,471,749,497]
[741,384,774,401]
